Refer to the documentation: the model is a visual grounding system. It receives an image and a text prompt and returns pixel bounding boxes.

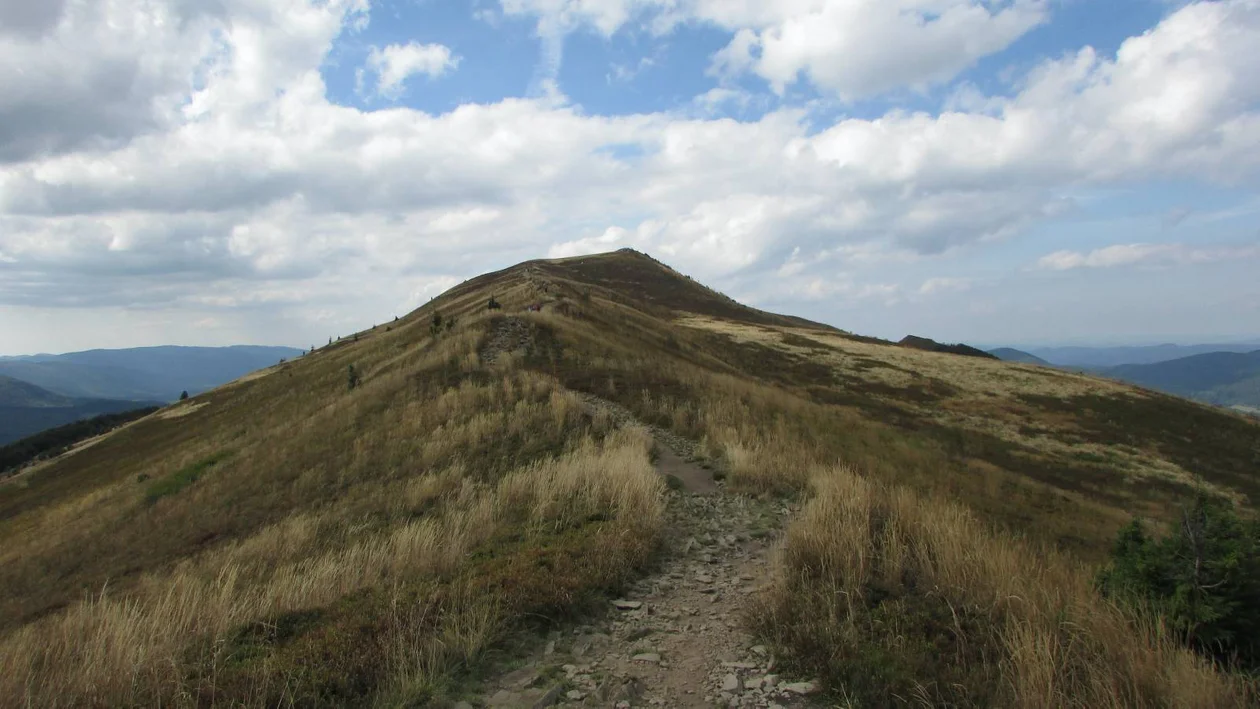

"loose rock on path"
[470,396,826,708]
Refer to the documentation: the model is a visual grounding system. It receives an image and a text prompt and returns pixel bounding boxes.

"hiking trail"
[464,396,824,709]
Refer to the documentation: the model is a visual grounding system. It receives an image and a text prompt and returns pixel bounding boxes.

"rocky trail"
[461,396,825,709]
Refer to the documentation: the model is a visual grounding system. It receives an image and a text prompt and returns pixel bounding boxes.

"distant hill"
[0,375,160,445]
[988,348,1051,366]
[1027,342,1260,368]
[0,345,302,402]
[0,375,74,408]
[899,335,997,359]
[1103,350,1260,409]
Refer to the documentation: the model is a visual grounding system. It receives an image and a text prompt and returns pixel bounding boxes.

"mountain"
[1026,342,1260,368]
[0,374,161,445]
[989,347,1052,365]
[1,249,1255,708]
[0,374,74,407]
[0,345,303,402]
[899,334,997,359]
[1103,350,1260,409]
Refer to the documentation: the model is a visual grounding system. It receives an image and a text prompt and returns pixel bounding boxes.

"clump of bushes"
[1098,497,1260,668]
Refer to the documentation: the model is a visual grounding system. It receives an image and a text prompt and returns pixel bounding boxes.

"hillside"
[1105,350,1260,410]
[989,347,1052,365]
[0,345,303,402]
[0,374,161,445]
[0,249,1256,708]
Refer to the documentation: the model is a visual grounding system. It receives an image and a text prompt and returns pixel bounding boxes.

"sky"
[1,0,1259,354]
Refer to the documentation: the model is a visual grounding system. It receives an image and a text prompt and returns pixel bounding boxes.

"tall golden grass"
[750,467,1255,707]
[0,370,663,706]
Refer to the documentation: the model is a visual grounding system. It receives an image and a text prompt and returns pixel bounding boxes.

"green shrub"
[1097,497,1260,667]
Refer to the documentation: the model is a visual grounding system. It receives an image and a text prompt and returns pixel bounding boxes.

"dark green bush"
[1097,497,1260,667]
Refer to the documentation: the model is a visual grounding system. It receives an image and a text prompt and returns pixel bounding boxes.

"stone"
[744,677,764,691]
[781,680,821,696]
[721,662,758,670]
[762,674,779,688]
[612,599,643,610]
[632,653,661,664]
[749,645,768,657]
[627,627,655,644]
[566,690,586,701]
[721,674,743,692]
[486,690,521,708]
[501,665,540,690]
[571,633,609,658]
[531,684,564,708]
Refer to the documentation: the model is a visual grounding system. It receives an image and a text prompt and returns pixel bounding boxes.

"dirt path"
[466,398,823,709]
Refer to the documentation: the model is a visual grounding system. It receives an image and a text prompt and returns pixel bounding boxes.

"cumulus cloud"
[0,0,67,38]
[1,0,1259,350]
[705,0,1049,99]
[500,1,1048,99]
[919,277,972,295]
[1036,242,1260,270]
[363,42,460,99]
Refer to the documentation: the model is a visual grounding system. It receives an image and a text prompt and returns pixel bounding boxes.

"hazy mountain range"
[1018,342,1260,368]
[0,345,302,402]
[988,344,1260,413]
[0,375,162,445]
[0,345,302,444]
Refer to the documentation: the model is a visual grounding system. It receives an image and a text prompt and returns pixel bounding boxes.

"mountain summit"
[2,251,1256,707]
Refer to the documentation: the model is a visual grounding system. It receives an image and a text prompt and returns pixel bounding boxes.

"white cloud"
[1036,242,1260,270]
[706,1,1049,99]
[500,1,1048,99]
[2,0,1260,351]
[363,42,460,99]
[919,277,972,295]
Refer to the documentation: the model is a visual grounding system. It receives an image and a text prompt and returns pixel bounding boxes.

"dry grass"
[752,467,1256,707]
[0,425,662,707]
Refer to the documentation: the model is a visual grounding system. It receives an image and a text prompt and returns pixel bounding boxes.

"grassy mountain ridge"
[0,249,1255,707]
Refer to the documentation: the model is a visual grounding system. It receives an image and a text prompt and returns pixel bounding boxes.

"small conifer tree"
[347,364,360,391]
[179,391,189,401]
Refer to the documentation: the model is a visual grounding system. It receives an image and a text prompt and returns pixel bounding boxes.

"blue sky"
[1,0,1258,353]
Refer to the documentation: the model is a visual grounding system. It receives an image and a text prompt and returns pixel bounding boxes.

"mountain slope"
[1105,349,1260,408]
[0,250,1254,708]
[0,345,303,402]
[989,347,1052,365]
